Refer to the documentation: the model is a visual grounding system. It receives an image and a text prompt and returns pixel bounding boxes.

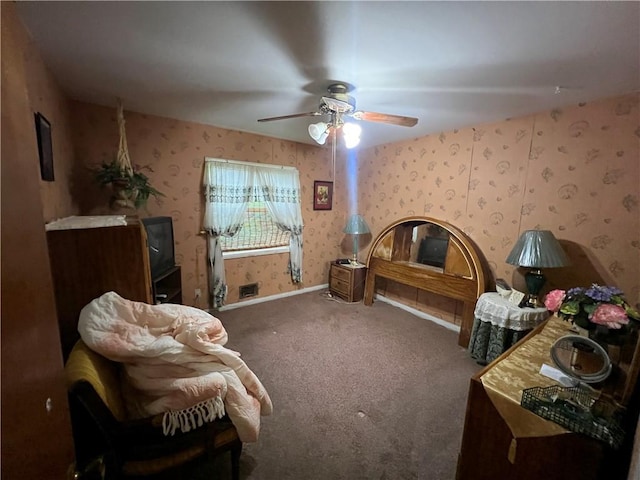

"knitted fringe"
[162,396,226,436]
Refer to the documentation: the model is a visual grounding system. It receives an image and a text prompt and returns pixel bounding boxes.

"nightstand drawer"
[331,265,352,282]
[330,276,350,295]
[329,263,367,303]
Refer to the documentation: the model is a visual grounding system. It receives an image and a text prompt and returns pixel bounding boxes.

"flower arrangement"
[544,284,640,331]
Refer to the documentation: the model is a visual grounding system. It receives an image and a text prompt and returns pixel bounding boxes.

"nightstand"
[329,262,367,302]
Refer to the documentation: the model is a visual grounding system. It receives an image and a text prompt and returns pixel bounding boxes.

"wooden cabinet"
[153,265,182,305]
[46,219,181,358]
[329,263,366,302]
[456,373,605,479]
[456,318,634,480]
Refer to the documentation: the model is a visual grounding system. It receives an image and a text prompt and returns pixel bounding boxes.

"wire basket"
[521,385,625,449]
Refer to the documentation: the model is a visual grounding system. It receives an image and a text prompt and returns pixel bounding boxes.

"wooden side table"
[329,263,367,302]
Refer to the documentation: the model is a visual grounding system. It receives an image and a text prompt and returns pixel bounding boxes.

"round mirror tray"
[550,334,612,384]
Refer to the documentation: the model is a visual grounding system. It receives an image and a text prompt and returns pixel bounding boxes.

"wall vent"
[239,283,258,299]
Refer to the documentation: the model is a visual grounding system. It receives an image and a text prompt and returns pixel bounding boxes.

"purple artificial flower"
[553,283,636,330]
[585,284,624,302]
[566,287,585,298]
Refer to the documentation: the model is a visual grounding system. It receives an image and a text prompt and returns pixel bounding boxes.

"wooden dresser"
[329,262,367,302]
[46,218,182,359]
[456,317,638,479]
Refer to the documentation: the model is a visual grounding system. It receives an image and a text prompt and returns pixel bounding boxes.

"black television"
[417,236,449,268]
[142,216,176,279]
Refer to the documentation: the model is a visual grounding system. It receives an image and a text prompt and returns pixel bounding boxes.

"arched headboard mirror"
[364,216,489,347]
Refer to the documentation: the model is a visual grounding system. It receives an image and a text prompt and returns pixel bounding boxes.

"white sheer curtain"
[203,161,254,307]
[203,159,304,307]
[255,168,304,283]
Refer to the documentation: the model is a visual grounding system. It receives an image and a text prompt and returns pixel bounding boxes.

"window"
[220,200,290,252]
[204,158,301,258]
[204,157,304,303]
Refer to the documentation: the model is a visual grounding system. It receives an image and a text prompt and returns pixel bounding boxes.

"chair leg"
[230,442,242,480]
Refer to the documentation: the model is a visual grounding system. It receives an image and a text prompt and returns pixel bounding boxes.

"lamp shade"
[342,122,361,149]
[343,214,370,235]
[308,122,329,145]
[505,230,570,268]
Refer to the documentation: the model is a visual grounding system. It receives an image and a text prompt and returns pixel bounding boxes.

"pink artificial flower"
[591,304,630,329]
[544,289,566,312]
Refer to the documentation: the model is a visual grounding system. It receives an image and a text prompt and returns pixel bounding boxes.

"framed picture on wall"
[34,112,54,181]
[313,180,333,210]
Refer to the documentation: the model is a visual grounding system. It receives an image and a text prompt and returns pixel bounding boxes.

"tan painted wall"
[15,7,79,221]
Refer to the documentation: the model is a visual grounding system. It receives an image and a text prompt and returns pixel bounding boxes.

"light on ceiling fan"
[342,122,361,149]
[309,119,360,149]
[308,122,330,145]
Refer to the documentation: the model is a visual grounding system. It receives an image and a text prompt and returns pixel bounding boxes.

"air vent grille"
[239,283,258,299]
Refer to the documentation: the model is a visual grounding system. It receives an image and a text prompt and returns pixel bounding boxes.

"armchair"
[65,340,242,479]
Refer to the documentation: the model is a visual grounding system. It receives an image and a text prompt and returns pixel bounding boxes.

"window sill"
[222,245,289,259]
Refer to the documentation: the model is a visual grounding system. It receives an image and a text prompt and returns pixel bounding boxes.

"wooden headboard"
[363,216,488,347]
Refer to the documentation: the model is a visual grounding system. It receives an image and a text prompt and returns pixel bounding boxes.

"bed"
[363,216,489,347]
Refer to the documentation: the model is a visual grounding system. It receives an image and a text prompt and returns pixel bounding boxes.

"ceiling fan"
[257,82,418,148]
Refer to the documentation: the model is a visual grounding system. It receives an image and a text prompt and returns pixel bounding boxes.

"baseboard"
[213,286,461,334]
[214,284,329,312]
[374,294,461,333]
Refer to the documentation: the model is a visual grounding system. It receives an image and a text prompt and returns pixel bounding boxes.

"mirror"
[550,335,612,384]
[409,223,450,268]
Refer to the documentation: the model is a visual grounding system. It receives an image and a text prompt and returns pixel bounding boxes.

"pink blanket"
[78,291,272,442]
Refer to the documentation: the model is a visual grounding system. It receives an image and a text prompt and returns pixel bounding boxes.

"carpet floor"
[148,291,482,480]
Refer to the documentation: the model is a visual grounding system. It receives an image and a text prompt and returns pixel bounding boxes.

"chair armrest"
[69,381,121,445]
[70,378,240,466]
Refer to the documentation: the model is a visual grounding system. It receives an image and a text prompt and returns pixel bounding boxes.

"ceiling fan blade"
[351,110,418,127]
[257,111,324,122]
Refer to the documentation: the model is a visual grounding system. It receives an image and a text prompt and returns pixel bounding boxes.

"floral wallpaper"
[69,102,350,309]
[19,9,637,321]
[44,92,640,321]
[357,93,639,324]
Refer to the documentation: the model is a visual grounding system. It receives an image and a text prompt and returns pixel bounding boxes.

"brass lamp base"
[523,294,543,308]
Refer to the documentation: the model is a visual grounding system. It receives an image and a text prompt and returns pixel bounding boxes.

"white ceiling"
[15,1,640,150]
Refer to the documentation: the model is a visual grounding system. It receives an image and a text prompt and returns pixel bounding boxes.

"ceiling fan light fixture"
[342,122,361,149]
[308,122,329,145]
[259,82,418,147]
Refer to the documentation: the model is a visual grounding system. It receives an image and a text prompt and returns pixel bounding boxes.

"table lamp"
[505,230,570,307]
[343,214,370,265]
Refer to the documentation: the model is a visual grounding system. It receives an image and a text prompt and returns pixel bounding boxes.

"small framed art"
[313,180,333,210]
[34,112,54,181]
